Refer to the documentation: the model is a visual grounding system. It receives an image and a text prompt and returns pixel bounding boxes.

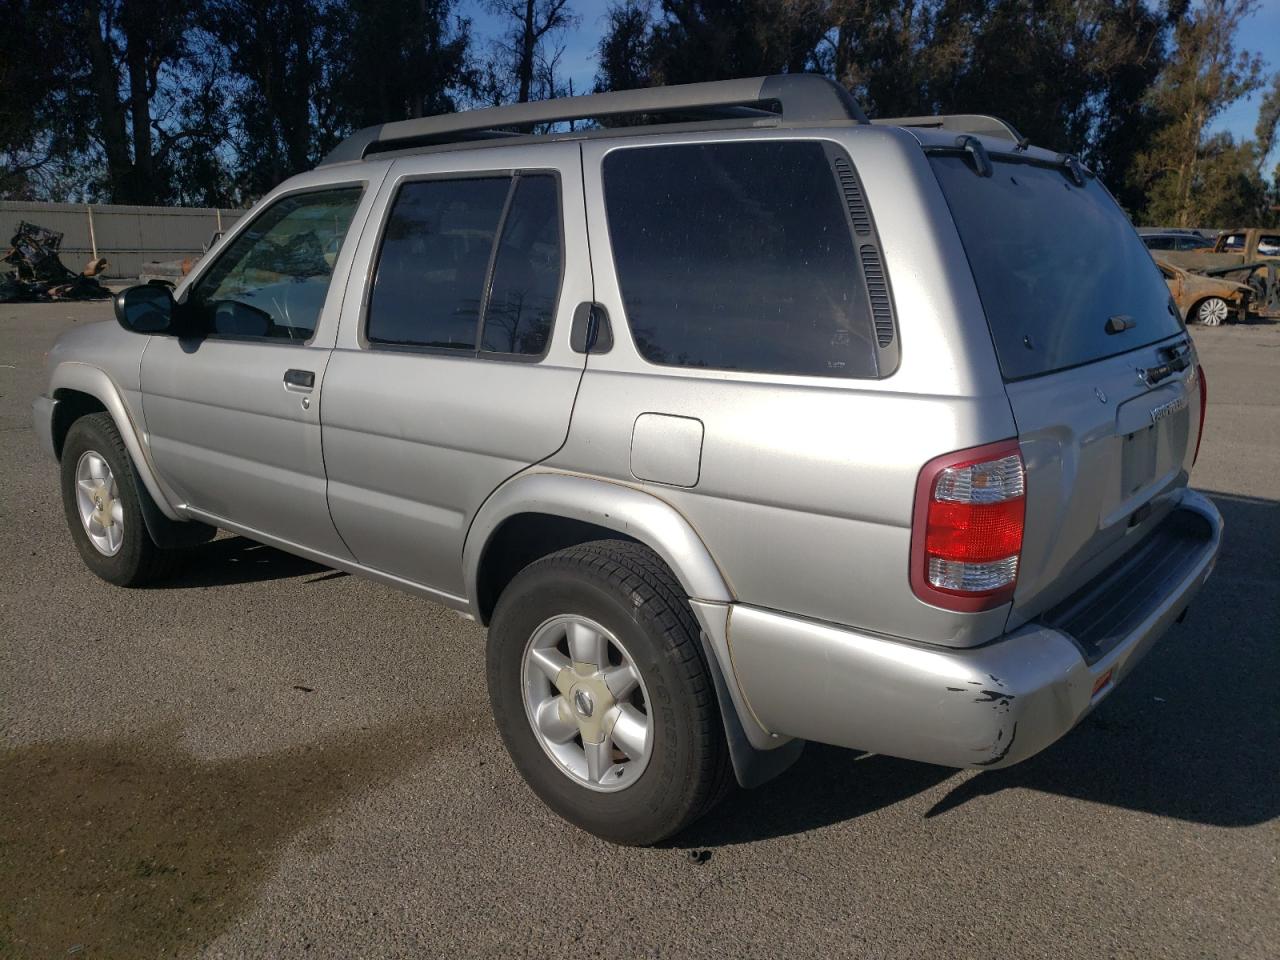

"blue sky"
[1208,1,1280,161]
[464,0,1280,165]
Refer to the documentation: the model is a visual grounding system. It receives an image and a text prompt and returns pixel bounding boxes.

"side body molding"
[464,471,734,613]
[50,361,183,520]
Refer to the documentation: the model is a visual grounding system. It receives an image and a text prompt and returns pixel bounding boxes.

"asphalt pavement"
[1,301,1276,959]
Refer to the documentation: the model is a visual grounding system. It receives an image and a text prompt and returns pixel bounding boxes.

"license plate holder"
[1121,425,1158,496]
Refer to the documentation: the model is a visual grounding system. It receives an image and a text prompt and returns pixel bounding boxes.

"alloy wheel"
[520,614,653,792]
[74,450,124,556]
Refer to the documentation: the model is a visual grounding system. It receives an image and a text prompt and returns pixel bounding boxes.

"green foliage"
[1,0,1277,227]
[1131,0,1268,225]
[595,0,1280,227]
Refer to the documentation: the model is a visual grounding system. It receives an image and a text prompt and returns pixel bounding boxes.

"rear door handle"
[283,368,315,390]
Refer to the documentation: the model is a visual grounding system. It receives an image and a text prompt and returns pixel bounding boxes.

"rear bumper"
[32,394,58,460]
[726,489,1222,769]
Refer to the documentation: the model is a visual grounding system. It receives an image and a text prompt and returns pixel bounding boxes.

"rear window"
[930,156,1183,381]
[602,140,881,379]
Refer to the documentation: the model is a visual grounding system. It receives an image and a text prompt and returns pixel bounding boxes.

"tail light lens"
[911,440,1026,612]
[1193,363,1207,465]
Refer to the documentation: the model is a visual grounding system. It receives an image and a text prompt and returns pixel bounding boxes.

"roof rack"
[871,114,1026,145]
[321,75,868,165]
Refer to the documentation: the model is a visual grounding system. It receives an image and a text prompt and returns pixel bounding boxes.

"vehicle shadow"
[674,489,1278,848]
[157,535,342,589]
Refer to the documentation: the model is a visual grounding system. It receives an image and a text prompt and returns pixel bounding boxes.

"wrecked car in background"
[138,231,223,286]
[1139,229,1214,252]
[1156,259,1251,326]
[1,221,111,302]
[1161,227,1280,319]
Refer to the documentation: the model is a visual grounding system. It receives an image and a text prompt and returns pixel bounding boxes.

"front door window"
[188,187,363,341]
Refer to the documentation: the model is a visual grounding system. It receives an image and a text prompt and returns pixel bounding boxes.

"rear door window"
[930,156,1184,380]
[602,140,881,379]
[367,174,562,355]
[367,177,510,349]
[481,175,562,356]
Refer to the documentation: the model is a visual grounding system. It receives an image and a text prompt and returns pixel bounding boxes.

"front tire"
[1193,296,1230,326]
[59,412,176,586]
[487,540,731,845]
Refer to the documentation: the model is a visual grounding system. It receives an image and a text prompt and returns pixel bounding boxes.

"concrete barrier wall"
[1,201,244,279]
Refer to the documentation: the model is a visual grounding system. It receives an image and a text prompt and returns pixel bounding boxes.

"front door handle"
[283,368,315,390]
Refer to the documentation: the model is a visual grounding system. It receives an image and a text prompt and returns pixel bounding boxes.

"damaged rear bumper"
[725,489,1223,769]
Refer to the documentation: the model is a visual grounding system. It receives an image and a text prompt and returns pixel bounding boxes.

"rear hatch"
[930,151,1202,629]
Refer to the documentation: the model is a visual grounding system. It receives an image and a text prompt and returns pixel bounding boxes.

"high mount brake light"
[910,440,1026,612]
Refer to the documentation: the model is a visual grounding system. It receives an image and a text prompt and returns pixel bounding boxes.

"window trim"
[359,168,566,365]
[598,138,897,381]
[181,181,367,348]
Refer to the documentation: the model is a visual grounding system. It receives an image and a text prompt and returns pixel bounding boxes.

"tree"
[326,0,472,127]
[206,0,339,198]
[1133,0,1265,225]
[594,0,654,92]
[0,0,229,204]
[645,0,830,85]
[1253,73,1280,176]
[0,0,78,198]
[487,0,578,103]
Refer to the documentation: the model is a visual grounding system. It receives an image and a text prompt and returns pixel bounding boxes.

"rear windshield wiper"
[1138,339,1193,386]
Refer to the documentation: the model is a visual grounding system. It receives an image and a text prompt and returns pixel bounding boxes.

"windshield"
[930,155,1184,380]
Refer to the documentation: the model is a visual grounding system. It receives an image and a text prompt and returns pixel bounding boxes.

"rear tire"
[487,540,731,846]
[59,413,176,586]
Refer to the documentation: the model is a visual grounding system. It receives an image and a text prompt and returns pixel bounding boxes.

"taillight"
[1193,363,1207,465]
[910,440,1026,612]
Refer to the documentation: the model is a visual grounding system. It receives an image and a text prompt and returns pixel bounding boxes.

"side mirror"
[113,284,177,335]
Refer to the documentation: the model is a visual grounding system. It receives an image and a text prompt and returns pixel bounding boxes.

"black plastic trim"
[824,142,899,373]
[1038,507,1213,664]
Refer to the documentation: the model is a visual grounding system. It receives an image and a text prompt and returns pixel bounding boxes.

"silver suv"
[32,77,1223,845]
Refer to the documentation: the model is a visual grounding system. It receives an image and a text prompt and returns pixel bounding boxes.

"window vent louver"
[832,156,872,236]
[860,245,895,348]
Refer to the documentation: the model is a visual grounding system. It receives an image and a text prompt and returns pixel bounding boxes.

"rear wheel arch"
[473,512,641,625]
[464,473,733,626]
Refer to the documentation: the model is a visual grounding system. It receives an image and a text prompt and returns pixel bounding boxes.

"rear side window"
[367,174,561,355]
[1143,236,1172,250]
[602,140,882,379]
[930,156,1184,381]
